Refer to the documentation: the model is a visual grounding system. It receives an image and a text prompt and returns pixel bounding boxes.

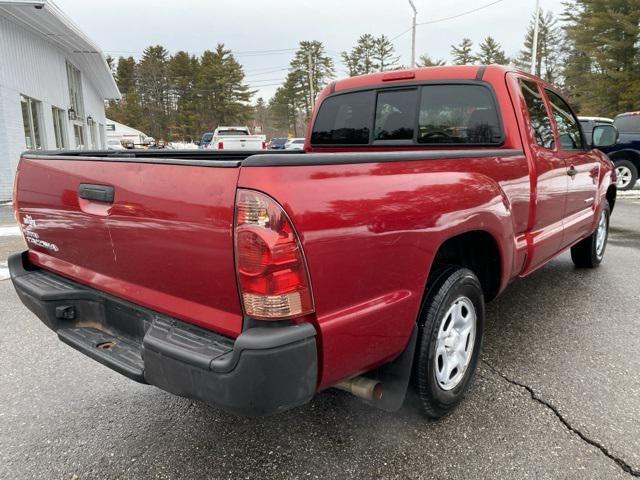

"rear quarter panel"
[239,152,530,388]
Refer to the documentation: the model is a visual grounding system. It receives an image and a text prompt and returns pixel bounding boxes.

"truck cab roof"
[328,65,537,94]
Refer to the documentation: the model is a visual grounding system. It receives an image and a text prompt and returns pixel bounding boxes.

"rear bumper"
[9,252,317,416]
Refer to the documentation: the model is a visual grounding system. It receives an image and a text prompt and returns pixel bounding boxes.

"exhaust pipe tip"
[334,376,383,402]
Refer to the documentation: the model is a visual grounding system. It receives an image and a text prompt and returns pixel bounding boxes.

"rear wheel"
[571,201,610,268]
[414,267,484,418]
[614,160,638,191]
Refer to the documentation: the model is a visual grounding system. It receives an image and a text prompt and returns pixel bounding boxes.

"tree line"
[106,0,640,141]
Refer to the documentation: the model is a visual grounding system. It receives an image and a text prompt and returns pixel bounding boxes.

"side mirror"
[591,124,618,148]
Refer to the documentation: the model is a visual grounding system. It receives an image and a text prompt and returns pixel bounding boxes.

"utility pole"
[408,0,417,68]
[530,0,541,75]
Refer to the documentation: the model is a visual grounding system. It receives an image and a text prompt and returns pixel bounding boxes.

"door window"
[519,80,554,149]
[545,90,584,150]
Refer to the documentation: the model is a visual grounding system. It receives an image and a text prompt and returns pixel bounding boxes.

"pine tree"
[105,56,143,131]
[418,54,446,67]
[137,46,171,139]
[562,0,640,115]
[341,34,377,76]
[477,37,509,65]
[289,41,335,115]
[450,38,476,65]
[373,35,400,71]
[197,44,254,128]
[168,51,200,140]
[252,97,270,136]
[270,74,304,136]
[341,34,399,76]
[114,56,137,95]
[514,9,562,83]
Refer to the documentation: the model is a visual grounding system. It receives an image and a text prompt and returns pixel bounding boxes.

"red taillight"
[261,141,267,150]
[218,141,224,149]
[234,189,314,320]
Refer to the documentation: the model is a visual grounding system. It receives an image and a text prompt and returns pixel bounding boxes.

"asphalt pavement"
[0,199,638,479]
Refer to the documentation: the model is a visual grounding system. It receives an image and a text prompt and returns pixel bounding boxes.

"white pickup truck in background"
[204,126,266,150]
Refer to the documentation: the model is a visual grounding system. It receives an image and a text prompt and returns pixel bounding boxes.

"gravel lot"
[0,199,638,479]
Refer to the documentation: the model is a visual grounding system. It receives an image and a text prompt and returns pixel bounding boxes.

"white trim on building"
[0,0,120,201]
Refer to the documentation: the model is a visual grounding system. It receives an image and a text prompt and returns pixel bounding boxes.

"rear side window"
[545,90,584,150]
[519,80,554,149]
[311,91,374,144]
[614,114,640,134]
[418,85,501,144]
[374,89,417,141]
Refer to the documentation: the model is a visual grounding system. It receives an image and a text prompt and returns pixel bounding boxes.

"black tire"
[414,266,484,418]
[614,159,638,191]
[571,201,610,268]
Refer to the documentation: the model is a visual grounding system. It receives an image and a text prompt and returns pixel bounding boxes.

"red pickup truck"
[10,65,617,417]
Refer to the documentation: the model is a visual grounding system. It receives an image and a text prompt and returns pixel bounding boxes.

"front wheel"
[571,201,610,268]
[414,267,484,418]
[614,160,638,191]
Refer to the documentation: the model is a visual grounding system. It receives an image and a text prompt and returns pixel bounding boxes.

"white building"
[0,0,120,201]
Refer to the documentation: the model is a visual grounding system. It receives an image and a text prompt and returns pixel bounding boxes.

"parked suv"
[600,112,640,190]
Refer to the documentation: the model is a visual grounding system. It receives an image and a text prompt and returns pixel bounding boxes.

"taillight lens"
[234,189,314,320]
[218,141,224,149]
[261,141,267,150]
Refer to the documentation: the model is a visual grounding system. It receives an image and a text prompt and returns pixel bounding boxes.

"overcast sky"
[55,0,566,100]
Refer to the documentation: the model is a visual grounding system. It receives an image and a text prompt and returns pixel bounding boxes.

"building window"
[20,95,44,150]
[66,61,84,118]
[52,107,68,149]
[98,123,106,148]
[73,124,85,149]
[89,121,97,149]
[66,61,86,148]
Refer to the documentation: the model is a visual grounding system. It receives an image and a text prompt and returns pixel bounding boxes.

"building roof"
[0,0,120,100]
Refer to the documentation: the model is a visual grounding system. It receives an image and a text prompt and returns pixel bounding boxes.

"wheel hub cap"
[615,166,633,189]
[435,297,476,391]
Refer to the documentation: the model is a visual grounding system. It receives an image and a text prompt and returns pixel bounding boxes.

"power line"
[390,0,504,41]
[103,47,298,58]
[418,0,503,26]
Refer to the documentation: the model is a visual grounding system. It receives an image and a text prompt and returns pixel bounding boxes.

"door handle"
[78,184,114,203]
[567,166,578,178]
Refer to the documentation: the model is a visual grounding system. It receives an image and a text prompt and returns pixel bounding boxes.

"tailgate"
[15,155,243,337]
[217,136,264,150]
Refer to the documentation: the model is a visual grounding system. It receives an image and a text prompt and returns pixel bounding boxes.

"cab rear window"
[311,84,502,146]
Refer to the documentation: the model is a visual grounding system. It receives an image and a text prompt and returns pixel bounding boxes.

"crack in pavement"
[482,359,640,478]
